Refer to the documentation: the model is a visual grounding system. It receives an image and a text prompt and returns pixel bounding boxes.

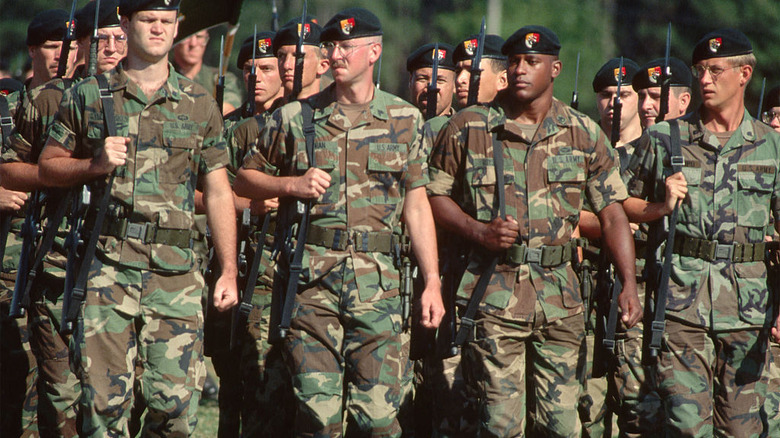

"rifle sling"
[277,101,316,337]
[0,96,13,145]
[648,120,682,354]
[454,129,505,347]
[64,74,118,326]
[238,213,274,319]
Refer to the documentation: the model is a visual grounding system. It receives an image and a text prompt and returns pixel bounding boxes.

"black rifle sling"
[64,74,118,325]
[277,101,316,337]
[648,120,682,355]
[454,127,505,347]
[0,96,13,146]
[235,213,273,322]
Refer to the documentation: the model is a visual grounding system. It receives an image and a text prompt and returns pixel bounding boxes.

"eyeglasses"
[96,34,127,49]
[691,64,739,80]
[319,41,375,58]
[762,110,780,124]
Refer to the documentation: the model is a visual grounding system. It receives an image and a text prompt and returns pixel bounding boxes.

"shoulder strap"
[647,119,682,360]
[453,124,505,347]
[96,75,117,137]
[0,96,13,146]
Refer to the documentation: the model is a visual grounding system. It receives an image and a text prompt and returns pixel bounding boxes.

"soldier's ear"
[497,70,508,91]
[551,59,562,79]
[738,64,752,87]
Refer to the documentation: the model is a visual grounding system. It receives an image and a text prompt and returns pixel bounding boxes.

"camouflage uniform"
[4,77,82,438]
[174,62,244,111]
[626,110,780,437]
[243,83,428,436]
[0,87,40,438]
[44,62,228,436]
[427,97,628,437]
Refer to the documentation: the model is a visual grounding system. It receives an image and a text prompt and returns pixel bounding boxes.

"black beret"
[632,57,692,91]
[0,78,24,97]
[27,9,70,46]
[764,86,780,112]
[75,0,121,40]
[592,57,639,92]
[502,25,560,57]
[236,32,276,69]
[321,7,382,42]
[119,0,180,17]
[406,43,455,73]
[273,17,321,55]
[453,34,506,64]
[692,28,752,64]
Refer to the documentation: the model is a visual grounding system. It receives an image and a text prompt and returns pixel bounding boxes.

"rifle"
[271,0,279,32]
[246,27,258,116]
[229,208,255,350]
[592,58,625,375]
[655,24,672,124]
[87,0,103,76]
[60,187,90,334]
[56,0,78,78]
[571,52,580,110]
[216,35,226,112]
[425,44,440,120]
[610,57,624,147]
[758,77,767,117]
[290,1,308,101]
[466,17,486,106]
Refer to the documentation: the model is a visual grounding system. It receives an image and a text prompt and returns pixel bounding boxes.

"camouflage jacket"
[420,108,455,164]
[46,62,229,272]
[174,62,245,110]
[428,97,627,322]
[0,88,24,274]
[243,84,429,302]
[626,108,780,330]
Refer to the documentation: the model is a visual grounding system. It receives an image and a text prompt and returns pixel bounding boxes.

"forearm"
[623,196,670,224]
[403,189,441,287]
[598,202,636,287]
[194,190,205,214]
[429,195,488,247]
[234,167,294,200]
[0,162,43,192]
[204,172,238,277]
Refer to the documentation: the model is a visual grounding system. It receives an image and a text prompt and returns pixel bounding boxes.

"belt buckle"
[526,247,542,264]
[715,243,733,261]
[125,222,148,242]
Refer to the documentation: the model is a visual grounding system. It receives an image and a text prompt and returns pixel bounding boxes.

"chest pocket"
[367,142,407,204]
[157,131,197,184]
[468,161,515,222]
[296,141,340,205]
[736,165,774,227]
[668,160,702,225]
[547,154,586,217]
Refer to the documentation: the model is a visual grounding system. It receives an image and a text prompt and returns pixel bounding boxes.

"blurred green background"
[3,0,779,119]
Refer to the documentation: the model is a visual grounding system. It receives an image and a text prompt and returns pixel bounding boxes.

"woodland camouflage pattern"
[627,110,780,436]
[243,83,428,436]
[43,62,227,436]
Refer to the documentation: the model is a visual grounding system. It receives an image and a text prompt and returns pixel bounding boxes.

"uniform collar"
[687,106,757,150]
[490,97,572,142]
[311,83,390,126]
[109,61,183,103]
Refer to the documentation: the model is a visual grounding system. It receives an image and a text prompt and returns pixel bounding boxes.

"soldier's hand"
[618,282,642,328]
[212,273,239,311]
[250,197,279,215]
[663,172,687,214]
[418,282,445,329]
[630,222,639,233]
[0,187,28,211]
[772,316,780,344]
[93,136,130,174]
[291,168,330,199]
[479,215,520,252]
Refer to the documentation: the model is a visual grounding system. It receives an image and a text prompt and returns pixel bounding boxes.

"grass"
[192,357,220,437]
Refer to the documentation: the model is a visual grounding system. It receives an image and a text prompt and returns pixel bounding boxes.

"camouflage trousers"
[235,287,294,437]
[461,307,584,437]
[579,330,617,438]
[28,272,81,437]
[283,256,405,437]
[419,352,480,437]
[607,318,663,437]
[657,319,769,437]
[0,280,39,438]
[75,258,206,437]
[764,340,780,435]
